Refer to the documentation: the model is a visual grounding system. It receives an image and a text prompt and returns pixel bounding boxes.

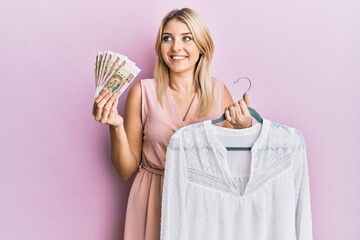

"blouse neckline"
[202,119,269,196]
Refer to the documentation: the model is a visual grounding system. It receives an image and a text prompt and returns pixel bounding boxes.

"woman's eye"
[183,36,192,41]
[162,36,172,42]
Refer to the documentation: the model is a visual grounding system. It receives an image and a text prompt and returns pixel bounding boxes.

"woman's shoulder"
[210,76,224,89]
[140,78,155,85]
[137,78,155,91]
[127,81,142,99]
[211,76,223,83]
[127,79,155,109]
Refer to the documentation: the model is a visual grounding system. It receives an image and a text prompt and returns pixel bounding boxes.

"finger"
[109,95,119,116]
[239,100,251,117]
[233,102,243,122]
[224,108,231,122]
[228,104,237,123]
[111,96,119,111]
[95,88,110,104]
[225,103,234,122]
[94,91,112,121]
[94,91,113,121]
[93,90,108,116]
[93,88,110,117]
[108,97,119,123]
[243,93,250,106]
[101,93,116,123]
[92,102,97,116]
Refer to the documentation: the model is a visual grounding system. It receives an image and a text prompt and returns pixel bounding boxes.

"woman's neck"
[169,74,196,94]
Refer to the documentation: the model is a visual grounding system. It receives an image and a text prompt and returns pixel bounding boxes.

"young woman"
[93,8,252,240]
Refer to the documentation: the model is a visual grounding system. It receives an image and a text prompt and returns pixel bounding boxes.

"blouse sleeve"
[293,134,313,240]
[160,134,188,240]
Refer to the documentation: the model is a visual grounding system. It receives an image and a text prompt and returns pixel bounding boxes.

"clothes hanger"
[211,77,263,151]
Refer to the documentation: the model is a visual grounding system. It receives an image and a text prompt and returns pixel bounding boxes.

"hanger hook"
[234,76,252,94]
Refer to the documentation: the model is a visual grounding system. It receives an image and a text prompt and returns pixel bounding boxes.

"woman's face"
[160,19,201,77]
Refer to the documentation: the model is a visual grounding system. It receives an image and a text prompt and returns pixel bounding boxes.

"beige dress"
[123,78,224,240]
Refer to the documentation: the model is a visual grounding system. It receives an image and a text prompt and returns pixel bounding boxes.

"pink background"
[1,0,359,239]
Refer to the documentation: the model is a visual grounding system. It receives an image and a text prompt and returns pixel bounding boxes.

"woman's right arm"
[93,83,143,180]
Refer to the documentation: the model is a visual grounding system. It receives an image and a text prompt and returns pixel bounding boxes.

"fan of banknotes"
[94,50,141,98]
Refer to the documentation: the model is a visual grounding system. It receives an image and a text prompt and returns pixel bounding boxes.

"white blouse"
[161,119,313,240]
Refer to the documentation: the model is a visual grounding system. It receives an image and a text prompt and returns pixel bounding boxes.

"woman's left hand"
[225,93,252,129]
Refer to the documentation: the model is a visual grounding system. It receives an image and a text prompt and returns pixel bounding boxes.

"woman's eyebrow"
[162,32,192,35]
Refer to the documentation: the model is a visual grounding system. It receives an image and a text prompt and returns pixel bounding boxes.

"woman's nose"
[171,38,182,52]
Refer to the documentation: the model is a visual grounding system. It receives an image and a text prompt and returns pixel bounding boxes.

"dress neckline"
[167,86,198,123]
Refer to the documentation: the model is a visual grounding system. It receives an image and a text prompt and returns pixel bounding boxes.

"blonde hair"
[153,8,215,117]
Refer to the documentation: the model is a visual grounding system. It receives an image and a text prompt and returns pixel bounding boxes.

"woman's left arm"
[223,84,252,129]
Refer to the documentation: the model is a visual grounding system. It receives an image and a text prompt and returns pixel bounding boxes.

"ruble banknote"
[94,50,141,98]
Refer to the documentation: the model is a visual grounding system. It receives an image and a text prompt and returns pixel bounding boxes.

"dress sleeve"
[293,134,313,240]
[160,134,188,240]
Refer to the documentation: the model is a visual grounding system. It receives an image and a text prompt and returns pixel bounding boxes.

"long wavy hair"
[153,8,215,117]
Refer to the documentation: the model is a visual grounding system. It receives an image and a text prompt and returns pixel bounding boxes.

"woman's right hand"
[92,88,123,127]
